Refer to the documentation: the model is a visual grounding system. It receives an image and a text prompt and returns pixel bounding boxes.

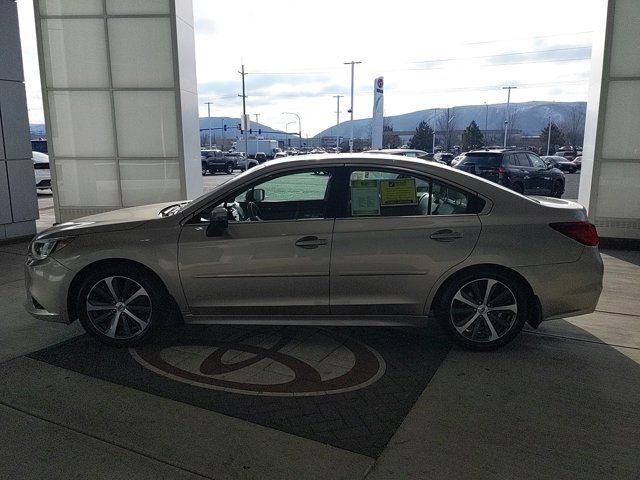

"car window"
[462,154,502,166]
[347,169,483,217]
[191,169,333,224]
[528,154,546,168]
[515,153,531,167]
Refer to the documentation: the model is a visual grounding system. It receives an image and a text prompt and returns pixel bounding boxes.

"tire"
[511,182,524,195]
[76,265,169,346]
[225,162,234,174]
[435,270,529,351]
[551,180,564,198]
[202,164,208,176]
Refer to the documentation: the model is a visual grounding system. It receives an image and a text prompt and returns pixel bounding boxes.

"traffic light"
[223,125,227,131]
[249,128,253,134]
[238,123,242,134]
[258,128,261,134]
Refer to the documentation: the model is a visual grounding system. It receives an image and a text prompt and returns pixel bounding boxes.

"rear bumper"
[514,247,603,321]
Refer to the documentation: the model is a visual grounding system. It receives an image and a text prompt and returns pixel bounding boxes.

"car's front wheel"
[76,266,167,346]
[436,271,529,350]
[225,162,234,174]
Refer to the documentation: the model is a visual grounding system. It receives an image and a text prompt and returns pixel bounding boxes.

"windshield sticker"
[380,178,417,205]
[351,180,380,216]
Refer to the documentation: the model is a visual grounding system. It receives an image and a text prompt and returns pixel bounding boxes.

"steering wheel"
[226,201,246,222]
[247,201,263,221]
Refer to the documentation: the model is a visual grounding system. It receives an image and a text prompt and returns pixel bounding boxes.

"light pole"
[431,108,438,153]
[285,121,295,149]
[344,60,362,152]
[334,94,343,151]
[484,102,489,142]
[546,115,552,155]
[204,101,213,149]
[282,112,301,149]
[502,86,517,147]
[221,116,228,151]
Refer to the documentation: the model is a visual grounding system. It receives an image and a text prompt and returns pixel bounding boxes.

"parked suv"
[453,149,565,197]
[201,149,236,175]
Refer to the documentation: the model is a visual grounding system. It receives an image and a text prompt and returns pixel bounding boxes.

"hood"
[38,201,185,238]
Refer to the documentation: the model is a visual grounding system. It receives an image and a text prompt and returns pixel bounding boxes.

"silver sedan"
[25,154,603,350]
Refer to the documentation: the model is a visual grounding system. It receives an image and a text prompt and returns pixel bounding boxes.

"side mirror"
[206,206,228,237]
[251,188,265,202]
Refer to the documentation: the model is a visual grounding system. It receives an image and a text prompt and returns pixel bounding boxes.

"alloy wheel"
[86,276,152,340]
[449,278,518,343]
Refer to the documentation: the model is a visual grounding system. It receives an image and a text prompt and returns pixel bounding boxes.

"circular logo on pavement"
[129,327,386,397]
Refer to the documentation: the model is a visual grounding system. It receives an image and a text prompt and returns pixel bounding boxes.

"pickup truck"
[201,149,236,175]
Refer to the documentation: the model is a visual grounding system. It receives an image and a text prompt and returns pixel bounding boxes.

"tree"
[560,106,586,147]
[436,108,457,150]
[540,122,566,154]
[461,120,484,151]
[382,121,401,149]
[408,120,434,152]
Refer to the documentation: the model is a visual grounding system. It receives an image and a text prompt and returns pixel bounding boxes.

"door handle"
[429,229,463,242]
[295,236,328,249]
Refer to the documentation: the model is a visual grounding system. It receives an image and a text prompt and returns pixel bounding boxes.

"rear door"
[528,153,553,195]
[330,167,483,316]
[513,153,538,194]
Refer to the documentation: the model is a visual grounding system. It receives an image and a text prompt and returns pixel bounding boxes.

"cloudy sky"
[18,0,599,136]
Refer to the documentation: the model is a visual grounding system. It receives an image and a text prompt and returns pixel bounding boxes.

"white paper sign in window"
[350,180,380,216]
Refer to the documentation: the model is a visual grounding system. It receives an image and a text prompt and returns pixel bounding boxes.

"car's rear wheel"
[436,271,529,350]
[77,267,167,346]
[202,163,208,175]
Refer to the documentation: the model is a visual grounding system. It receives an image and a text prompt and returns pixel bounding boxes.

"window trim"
[337,165,486,219]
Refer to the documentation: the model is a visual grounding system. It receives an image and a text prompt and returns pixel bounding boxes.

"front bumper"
[24,256,74,324]
[514,246,603,321]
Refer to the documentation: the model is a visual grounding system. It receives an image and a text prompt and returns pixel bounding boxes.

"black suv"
[453,149,565,197]
[201,149,236,175]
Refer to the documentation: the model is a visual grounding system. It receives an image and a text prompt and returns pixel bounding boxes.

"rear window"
[459,154,502,167]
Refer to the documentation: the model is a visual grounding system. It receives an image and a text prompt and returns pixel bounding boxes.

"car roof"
[365,149,428,155]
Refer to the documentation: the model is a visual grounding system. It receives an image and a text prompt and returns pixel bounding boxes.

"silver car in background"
[25,154,603,350]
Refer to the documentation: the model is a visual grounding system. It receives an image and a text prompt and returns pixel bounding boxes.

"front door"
[178,169,336,316]
[330,167,482,316]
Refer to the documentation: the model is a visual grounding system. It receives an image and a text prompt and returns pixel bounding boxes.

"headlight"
[30,237,74,260]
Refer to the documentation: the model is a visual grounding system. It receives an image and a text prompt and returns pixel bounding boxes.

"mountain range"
[30,101,586,141]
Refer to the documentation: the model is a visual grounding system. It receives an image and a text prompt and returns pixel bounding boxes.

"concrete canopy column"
[579,0,640,240]
[34,0,202,223]
[0,0,39,241]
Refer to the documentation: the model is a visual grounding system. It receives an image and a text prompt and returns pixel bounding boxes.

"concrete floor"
[0,242,638,479]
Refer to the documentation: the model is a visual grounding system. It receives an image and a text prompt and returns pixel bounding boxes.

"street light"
[285,121,296,149]
[344,61,362,152]
[502,86,517,147]
[204,101,214,149]
[282,112,301,149]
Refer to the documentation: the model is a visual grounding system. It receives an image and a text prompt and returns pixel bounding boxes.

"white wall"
[35,0,201,222]
[580,0,640,239]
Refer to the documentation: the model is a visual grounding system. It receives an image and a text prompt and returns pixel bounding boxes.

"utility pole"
[254,113,260,125]
[432,108,438,153]
[484,102,489,142]
[334,94,343,150]
[502,86,517,147]
[205,101,213,149]
[546,115,552,156]
[446,108,450,151]
[344,61,362,152]
[238,64,248,168]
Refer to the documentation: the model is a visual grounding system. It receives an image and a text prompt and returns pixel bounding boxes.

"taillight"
[550,222,599,246]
